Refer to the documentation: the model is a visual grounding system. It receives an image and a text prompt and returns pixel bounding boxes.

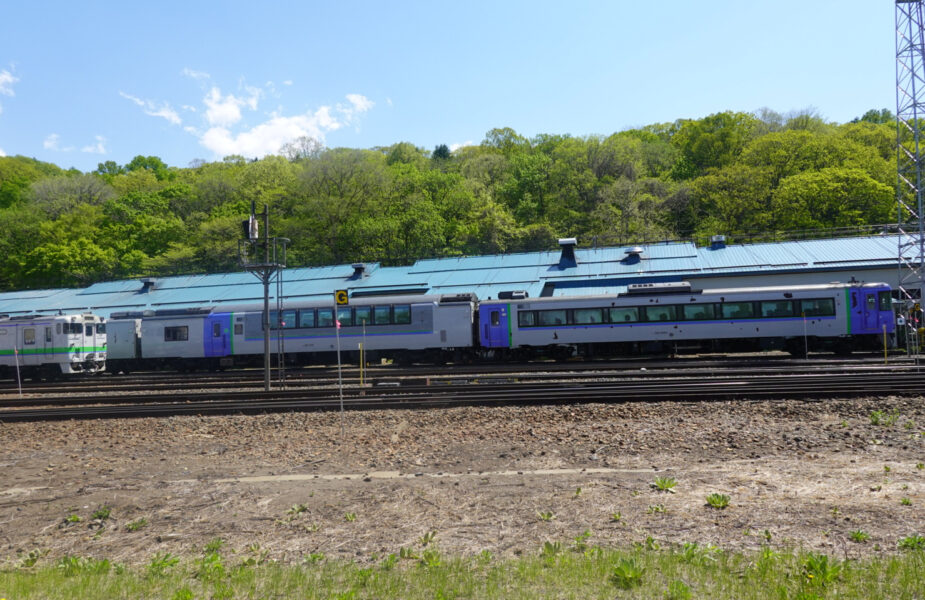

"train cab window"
[643,305,676,322]
[355,306,371,326]
[317,308,334,328]
[86,325,93,336]
[373,306,391,325]
[97,323,105,334]
[23,328,35,345]
[164,326,188,341]
[879,291,892,312]
[760,300,794,318]
[574,308,603,324]
[800,298,835,317]
[393,305,411,324]
[45,327,53,343]
[299,309,316,328]
[609,307,639,323]
[721,302,754,319]
[537,310,567,326]
[682,304,715,321]
[337,307,353,327]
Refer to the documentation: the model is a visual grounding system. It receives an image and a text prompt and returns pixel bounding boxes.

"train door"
[43,325,53,357]
[479,303,510,349]
[204,313,232,357]
[862,289,879,332]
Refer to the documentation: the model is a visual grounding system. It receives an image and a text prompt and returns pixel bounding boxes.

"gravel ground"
[1,395,923,566]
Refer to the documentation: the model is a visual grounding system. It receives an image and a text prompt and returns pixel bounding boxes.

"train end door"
[204,313,232,357]
[479,303,510,348]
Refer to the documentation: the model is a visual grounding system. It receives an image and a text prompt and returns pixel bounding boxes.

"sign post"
[335,290,347,439]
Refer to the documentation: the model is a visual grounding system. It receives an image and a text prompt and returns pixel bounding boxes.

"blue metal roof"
[0,235,907,317]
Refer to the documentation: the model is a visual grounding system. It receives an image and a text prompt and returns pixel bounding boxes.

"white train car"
[479,281,895,358]
[0,312,106,378]
[107,294,477,370]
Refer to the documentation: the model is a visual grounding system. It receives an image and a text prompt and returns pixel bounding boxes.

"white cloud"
[182,105,197,112]
[282,80,293,86]
[182,67,210,80]
[0,147,5,157]
[119,91,182,125]
[203,86,262,127]
[43,133,61,150]
[198,94,374,157]
[81,135,107,154]
[0,69,17,96]
[450,141,474,152]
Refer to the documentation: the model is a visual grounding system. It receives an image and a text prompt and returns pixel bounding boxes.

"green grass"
[1,546,923,599]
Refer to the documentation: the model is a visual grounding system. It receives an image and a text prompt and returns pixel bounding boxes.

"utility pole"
[239,202,289,390]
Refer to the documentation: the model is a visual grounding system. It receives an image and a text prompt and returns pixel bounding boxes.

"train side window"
[721,302,754,319]
[317,308,334,327]
[682,304,715,321]
[355,306,371,326]
[801,298,835,317]
[97,323,105,334]
[281,309,297,329]
[518,311,536,327]
[45,327,53,342]
[337,307,353,327]
[268,310,279,330]
[643,305,676,322]
[299,309,316,328]
[490,311,500,326]
[609,307,639,323]
[164,326,188,342]
[760,300,794,318]
[851,292,858,308]
[56,323,61,334]
[537,310,567,326]
[393,305,411,324]
[86,325,93,336]
[866,295,876,311]
[213,323,221,337]
[23,328,35,345]
[373,306,391,325]
[234,324,243,335]
[574,308,603,324]
[879,291,892,312]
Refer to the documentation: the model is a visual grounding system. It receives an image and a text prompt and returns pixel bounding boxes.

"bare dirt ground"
[1,394,923,566]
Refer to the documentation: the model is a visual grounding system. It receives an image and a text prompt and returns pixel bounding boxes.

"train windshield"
[97,323,106,334]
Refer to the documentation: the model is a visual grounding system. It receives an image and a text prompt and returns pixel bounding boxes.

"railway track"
[1,370,922,422]
[0,355,913,396]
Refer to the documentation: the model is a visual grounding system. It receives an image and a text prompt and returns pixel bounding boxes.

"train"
[0,312,107,379]
[104,280,896,373]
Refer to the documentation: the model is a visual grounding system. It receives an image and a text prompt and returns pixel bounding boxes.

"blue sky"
[0,0,895,172]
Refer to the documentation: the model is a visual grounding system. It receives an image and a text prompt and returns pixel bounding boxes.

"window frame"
[164,325,189,342]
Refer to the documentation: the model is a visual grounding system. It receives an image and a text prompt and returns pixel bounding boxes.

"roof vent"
[710,234,726,250]
[350,263,367,280]
[623,246,644,264]
[139,278,157,293]
[558,238,577,268]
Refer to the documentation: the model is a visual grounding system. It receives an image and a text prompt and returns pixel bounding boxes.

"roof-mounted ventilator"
[350,263,367,280]
[710,235,726,250]
[623,246,644,264]
[558,238,577,268]
[139,278,157,293]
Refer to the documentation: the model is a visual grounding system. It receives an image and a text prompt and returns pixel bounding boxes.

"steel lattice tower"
[896,0,925,308]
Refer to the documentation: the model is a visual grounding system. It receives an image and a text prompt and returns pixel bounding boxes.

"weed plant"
[1,545,924,599]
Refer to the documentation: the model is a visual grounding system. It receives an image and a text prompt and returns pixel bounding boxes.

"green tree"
[771,167,893,230]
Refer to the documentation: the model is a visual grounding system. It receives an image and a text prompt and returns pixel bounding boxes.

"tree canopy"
[0,108,901,290]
